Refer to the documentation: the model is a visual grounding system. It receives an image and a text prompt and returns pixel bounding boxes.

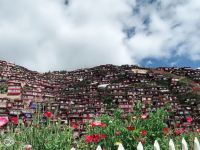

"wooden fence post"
[154,140,160,150]
[137,142,144,150]
[182,138,188,150]
[194,137,200,150]
[169,139,175,150]
[118,143,125,150]
[96,145,102,150]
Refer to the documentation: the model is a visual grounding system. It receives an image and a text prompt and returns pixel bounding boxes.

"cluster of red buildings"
[0,60,200,135]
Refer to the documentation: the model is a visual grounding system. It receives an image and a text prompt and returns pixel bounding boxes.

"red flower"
[0,117,8,127]
[10,117,19,125]
[192,87,199,92]
[71,123,78,129]
[85,135,93,143]
[100,134,107,139]
[115,131,121,135]
[85,134,105,143]
[44,111,52,118]
[127,125,135,131]
[33,124,37,128]
[91,121,106,128]
[175,123,181,128]
[24,145,32,150]
[186,117,193,123]
[140,139,146,145]
[196,129,200,133]
[141,113,148,119]
[175,129,182,136]
[93,134,101,143]
[141,130,147,136]
[99,123,106,128]
[163,127,170,135]
[34,112,37,116]
[192,82,197,85]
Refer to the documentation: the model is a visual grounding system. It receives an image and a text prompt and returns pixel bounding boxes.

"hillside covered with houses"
[0,60,200,137]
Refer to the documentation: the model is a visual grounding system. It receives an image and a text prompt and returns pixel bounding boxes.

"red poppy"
[141,113,148,119]
[44,111,52,118]
[23,118,28,127]
[0,117,8,127]
[85,135,93,143]
[10,117,19,125]
[115,131,121,135]
[71,123,78,129]
[85,134,105,143]
[186,117,193,123]
[127,125,135,131]
[33,124,37,128]
[141,130,147,136]
[183,129,188,134]
[91,121,106,128]
[163,127,170,135]
[192,87,198,92]
[93,134,101,143]
[196,129,200,133]
[175,123,181,128]
[100,134,107,139]
[140,139,146,145]
[175,129,182,136]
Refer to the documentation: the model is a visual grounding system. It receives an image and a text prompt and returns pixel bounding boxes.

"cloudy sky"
[0,0,200,72]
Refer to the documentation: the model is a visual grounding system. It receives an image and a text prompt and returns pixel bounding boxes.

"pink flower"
[186,117,193,123]
[115,131,121,135]
[0,117,9,127]
[197,129,200,133]
[141,113,148,119]
[24,145,32,150]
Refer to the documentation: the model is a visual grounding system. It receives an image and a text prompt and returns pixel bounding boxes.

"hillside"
[0,60,200,135]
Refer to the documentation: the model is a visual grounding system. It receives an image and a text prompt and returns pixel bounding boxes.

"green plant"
[77,103,200,150]
[0,109,73,150]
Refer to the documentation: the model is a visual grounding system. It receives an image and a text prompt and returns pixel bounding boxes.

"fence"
[71,137,200,150]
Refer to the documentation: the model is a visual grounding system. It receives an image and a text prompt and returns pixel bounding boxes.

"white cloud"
[126,0,200,64]
[0,0,199,71]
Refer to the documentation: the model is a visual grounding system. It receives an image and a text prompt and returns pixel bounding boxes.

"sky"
[0,0,200,72]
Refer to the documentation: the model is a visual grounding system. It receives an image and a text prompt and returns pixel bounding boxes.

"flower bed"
[0,104,199,150]
[0,111,73,150]
[77,104,200,150]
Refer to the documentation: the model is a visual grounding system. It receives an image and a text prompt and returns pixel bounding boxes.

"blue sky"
[140,57,200,69]
[0,0,200,72]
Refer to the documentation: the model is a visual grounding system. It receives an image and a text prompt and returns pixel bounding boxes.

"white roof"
[98,84,109,88]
